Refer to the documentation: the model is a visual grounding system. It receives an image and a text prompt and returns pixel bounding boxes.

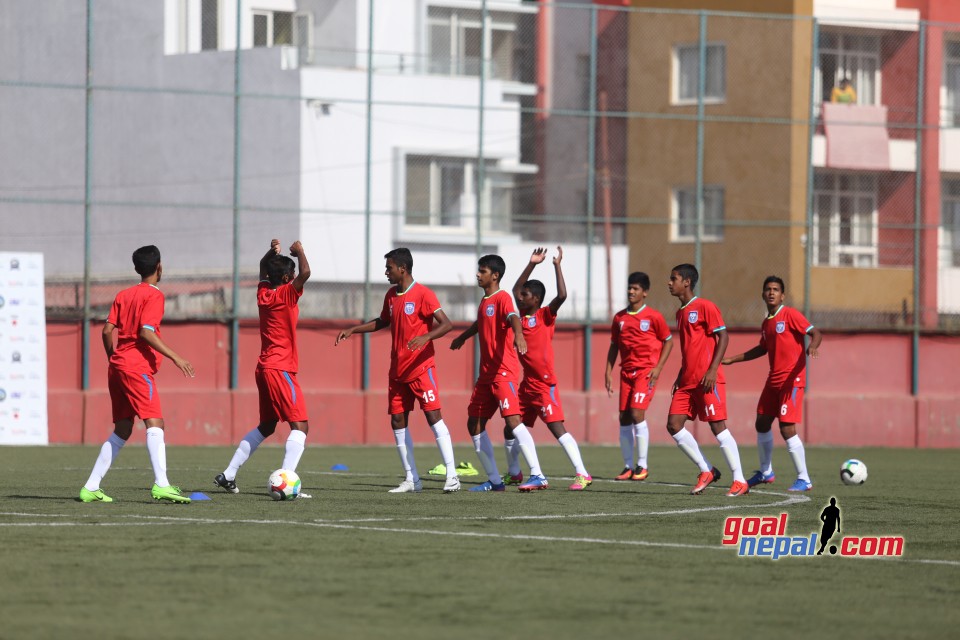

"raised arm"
[450,321,479,350]
[289,241,311,293]
[512,247,547,301]
[335,316,390,345]
[547,246,567,315]
[259,238,281,280]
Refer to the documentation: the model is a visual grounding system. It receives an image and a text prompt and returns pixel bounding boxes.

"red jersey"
[257,281,302,372]
[380,281,442,382]
[611,305,672,371]
[477,289,521,384]
[760,305,814,387]
[519,306,557,389]
[107,282,165,375]
[675,296,727,387]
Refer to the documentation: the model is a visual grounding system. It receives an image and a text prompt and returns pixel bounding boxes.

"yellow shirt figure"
[831,80,857,104]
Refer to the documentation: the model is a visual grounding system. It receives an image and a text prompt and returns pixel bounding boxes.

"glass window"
[942,180,960,267]
[404,155,513,232]
[675,43,726,102]
[201,0,218,50]
[253,13,269,48]
[818,31,880,105]
[813,172,878,267]
[672,186,724,241]
[426,6,519,80]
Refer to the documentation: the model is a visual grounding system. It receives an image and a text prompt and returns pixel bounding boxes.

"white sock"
[512,424,543,478]
[145,427,169,487]
[558,432,588,476]
[786,434,810,482]
[672,427,710,473]
[429,419,457,479]
[393,428,412,481]
[405,428,419,483]
[84,433,125,491]
[225,427,266,481]
[619,425,634,468]
[472,431,501,484]
[281,429,307,472]
[634,421,649,469]
[716,429,746,483]
[757,430,774,475]
[504,438,522,476]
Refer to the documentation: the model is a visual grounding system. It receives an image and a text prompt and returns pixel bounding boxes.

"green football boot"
[79,487,113,503]
[151,484,191,503]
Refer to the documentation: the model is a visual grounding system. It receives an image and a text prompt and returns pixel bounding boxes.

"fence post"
[229,0,243,390]
[584,3,599,392]
[473,0,489,381]
[362,0,375,391]
[694,11,706,281]
[912,22,926,397]
[81,0,93,391]
[803,19,818,320]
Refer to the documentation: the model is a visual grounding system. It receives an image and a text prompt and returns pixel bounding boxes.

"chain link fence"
[2,1,959,361]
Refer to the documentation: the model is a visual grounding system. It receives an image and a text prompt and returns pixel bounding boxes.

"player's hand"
[450,335,466,350]
[530,247,547,264]
[604,372,614,397]
[407,335,430,351]
[270,239,281,254]
[646,368,661,387]
[553,246,563,265]
[700,370,718,392]
[514,334,527,355]
[289,241,303,257]
[174,357,195,378]
[807,345,819,358]
[721,357,732,366]
[334,329,352,346]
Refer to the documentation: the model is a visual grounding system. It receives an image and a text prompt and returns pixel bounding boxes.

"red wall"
[45,321,960,447]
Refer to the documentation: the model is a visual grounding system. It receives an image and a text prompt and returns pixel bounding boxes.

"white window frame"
[813,173,879,268]
[941,180,960,268]
[671,185,724,242]
[817,31,881,106]
[402,154,513,234]
[426,7,518,79]
[943,37,960,127]
[672,42,726,105]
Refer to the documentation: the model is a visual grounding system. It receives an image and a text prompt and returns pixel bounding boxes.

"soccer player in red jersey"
[508,246,592,491]
[335,248,459,493]
[605,271,673,482]
[722,276,822,492]
[214,239,312,496]
[79,245,195,503]
[666,263,748,497]
[450,254,527,492]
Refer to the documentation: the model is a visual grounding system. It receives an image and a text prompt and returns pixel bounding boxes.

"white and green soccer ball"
[268,469,302,500]
[840,459,868,486]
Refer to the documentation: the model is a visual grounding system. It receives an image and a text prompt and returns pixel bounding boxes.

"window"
[201,0,219,50]
[253,10,293,48]
[426,7,519,80]
[674,43,726,103]
[944,40,960,126]
[942,180,960,267]
[672,186,724,241]
[813,173,878,267]
[405,155,513,233]
[818,31,880,105]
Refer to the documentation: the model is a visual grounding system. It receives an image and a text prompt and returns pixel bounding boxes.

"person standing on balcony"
[830,78,857,104]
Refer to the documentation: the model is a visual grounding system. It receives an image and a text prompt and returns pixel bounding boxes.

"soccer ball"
[268,469,301,500]
[840,459,868,485]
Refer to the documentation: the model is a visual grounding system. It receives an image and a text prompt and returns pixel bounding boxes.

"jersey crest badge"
[640,319,650,331]
[687,310,699,323]
[404,302,415,315]
[485,304,495,317]
[776,321,786,334]
[528,317,537,328]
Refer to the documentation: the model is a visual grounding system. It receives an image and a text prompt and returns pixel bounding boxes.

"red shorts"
[468,375,521,419]
[388,367,442,414]
[519,380,565,426]
[757,382,804,423]
[108,367,162,422]
[618,369,658,412]
[669,383,727,422]
[256,367,308,423]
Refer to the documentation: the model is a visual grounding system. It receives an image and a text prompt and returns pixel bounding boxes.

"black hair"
[763,275,785,293]
[627,271,650,290]
[265,254,296,286]
[132,245,161,277]
[478,254,506,281]
[671,263,699,291]
[384,248,413,273]
[523,279,546,304]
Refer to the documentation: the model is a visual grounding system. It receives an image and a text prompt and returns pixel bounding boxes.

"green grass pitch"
[1,444,957,639]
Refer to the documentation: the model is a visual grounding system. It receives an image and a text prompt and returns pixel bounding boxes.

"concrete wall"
[45,320,960,447]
